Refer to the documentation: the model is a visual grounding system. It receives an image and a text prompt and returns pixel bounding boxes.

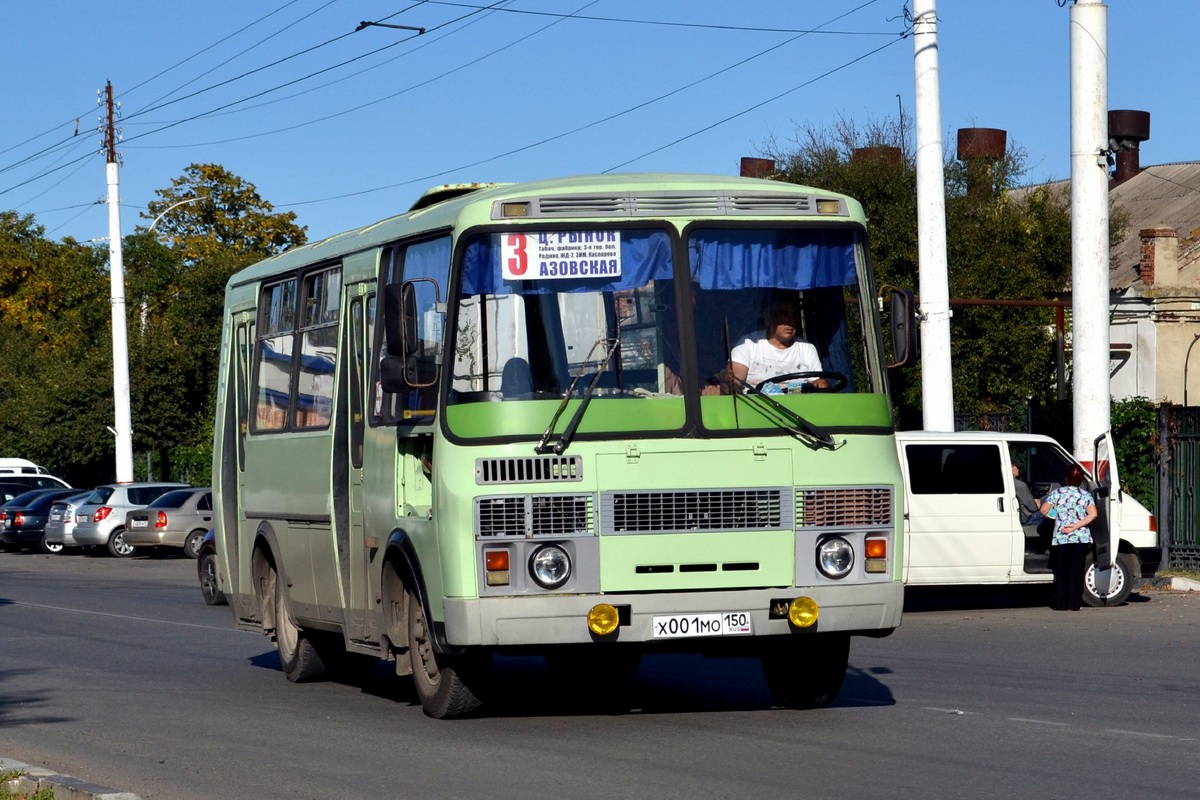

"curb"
[0,758,141,800]
[1141,576,1200,593]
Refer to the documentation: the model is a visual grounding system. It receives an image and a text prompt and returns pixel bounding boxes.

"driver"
[719,301,828,393]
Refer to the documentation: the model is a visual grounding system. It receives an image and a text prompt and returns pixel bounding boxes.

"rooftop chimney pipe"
[956,128,1007,197]
[851,146,903,167]
[740,157,775,179]
[1108,109,1150,188]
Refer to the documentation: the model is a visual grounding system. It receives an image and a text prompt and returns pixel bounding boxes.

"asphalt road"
[2,550,1198,800]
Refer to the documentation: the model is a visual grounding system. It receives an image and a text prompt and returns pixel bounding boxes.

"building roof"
[1109,162,1200,290]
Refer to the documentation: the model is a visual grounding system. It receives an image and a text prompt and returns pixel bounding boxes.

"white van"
[895,430,1160,607]
[0,458,52,474]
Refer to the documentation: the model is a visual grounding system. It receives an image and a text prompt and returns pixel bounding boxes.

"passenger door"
[902,442,1017,584]
[1090,432,1119,595]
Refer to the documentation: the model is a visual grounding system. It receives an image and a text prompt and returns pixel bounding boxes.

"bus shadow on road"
[267,651,899,718]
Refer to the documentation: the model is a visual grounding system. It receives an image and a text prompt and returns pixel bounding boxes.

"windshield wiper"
[729,377,843,451]
[534,337,619,455]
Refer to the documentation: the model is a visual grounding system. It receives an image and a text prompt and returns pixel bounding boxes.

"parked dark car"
[197,529,226,605]
[0,488,81,553]
[0,483,33,504]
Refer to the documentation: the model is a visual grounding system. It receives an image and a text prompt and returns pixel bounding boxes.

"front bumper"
[443,581,904,647]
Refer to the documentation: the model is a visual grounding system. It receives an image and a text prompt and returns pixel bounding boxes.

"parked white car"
[68,482,189,557]
[896,430,1159,607]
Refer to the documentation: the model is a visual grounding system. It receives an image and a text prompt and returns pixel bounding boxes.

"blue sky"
[2,1,1192,246]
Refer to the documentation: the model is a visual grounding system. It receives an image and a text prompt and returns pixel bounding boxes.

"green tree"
[125,164,308,482]
[761,116,1071,427]
[0,212,115,484]
[141,163,306,263]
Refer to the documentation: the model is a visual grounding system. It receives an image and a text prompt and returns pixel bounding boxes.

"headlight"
[816,536,854,579]
[529,544,571,589]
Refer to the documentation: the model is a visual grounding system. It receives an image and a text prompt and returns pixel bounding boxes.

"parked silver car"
[124,487,213,558]
[69,482,189,557]
[42,491,94,551]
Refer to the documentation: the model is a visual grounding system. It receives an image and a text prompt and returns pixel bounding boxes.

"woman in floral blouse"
[1039,464,1098,611]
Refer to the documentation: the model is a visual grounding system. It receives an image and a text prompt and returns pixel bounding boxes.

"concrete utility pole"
[911,0,955,431]
[103,81,134,482]
[1069,1,1111,465]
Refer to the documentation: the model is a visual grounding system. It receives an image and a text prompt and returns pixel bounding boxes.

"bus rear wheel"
[274,570,326,682]
[408,592,486,719]
[761,633,850,709]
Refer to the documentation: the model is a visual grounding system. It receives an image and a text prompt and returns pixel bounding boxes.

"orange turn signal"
[485,550,510,571]
[864,538,887,559]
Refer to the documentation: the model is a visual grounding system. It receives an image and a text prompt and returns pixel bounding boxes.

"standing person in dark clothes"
[1039,464,1098,611]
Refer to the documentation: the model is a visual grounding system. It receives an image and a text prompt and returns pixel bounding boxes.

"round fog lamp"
[788,596,820,628]
[587,603,620,636]
[529,544,571,589]
[817,536,854,579]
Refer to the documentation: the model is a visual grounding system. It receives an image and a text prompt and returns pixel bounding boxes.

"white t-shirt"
[730,332,822,389]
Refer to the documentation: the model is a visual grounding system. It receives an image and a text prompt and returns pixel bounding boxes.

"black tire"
[408,591,486,719]
[274,569,326,682]
[761,633,850,709]
[107,528,137,558]
[1083,551,1139,607]
[199,552,226,606]
[40,534,64,555]
[183,529,205,560]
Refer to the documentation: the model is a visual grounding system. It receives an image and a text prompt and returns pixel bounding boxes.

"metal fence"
[1157,405,1200,569]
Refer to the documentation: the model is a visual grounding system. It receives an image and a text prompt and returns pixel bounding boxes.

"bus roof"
[226,172,865,292]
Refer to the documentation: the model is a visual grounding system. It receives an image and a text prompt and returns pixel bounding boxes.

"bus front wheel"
[274,570,326,682]
[761,633,850,709]
[407,592,486,719]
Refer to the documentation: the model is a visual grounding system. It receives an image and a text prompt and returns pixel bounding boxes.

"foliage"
[761,116,1073,427]
[141,163,306,264]
[1111,396,1157,501]
[0,164,304,486]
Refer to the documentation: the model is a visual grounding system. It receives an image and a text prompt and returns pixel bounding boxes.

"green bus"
[212,172,915,718]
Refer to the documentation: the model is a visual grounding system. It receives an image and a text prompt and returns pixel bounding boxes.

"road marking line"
[1008,718,1071,726]
[7,599,240,632]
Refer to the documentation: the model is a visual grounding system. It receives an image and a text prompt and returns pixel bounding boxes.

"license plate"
[76,514,87,523]
[131,519,148,528]
[652,612,753,639]
[50,512,61,521]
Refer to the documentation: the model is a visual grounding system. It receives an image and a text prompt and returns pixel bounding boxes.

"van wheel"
[274,569,326,682]
[107,528,137,558]
[408,592,487,719]
[761,633,850,709]
[1083,551,1139,607]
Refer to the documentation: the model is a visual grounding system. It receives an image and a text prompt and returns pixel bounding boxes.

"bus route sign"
[501,231,622,280]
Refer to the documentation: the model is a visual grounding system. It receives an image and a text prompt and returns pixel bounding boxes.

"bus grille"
[476,456,582,484]
[602,489,792,533]
[796,487,892,527]
[476,494,594,538]
[493,192,827,219]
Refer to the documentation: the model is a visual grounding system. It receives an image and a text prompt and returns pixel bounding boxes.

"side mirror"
[382,279,441,389]
[888,288,919,368]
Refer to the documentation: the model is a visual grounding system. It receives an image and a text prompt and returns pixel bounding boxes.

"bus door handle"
[997,497,1005,513]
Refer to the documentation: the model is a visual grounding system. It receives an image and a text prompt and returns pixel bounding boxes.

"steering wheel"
[755,371,848,394]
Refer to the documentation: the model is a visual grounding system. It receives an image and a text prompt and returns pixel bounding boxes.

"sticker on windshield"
[501,231,621,280]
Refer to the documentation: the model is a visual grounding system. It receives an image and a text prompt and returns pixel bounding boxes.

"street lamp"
[147,195,203,235]
[1184,333,1200,406]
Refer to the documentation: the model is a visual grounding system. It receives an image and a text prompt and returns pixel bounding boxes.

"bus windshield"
[445,224,882,440]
